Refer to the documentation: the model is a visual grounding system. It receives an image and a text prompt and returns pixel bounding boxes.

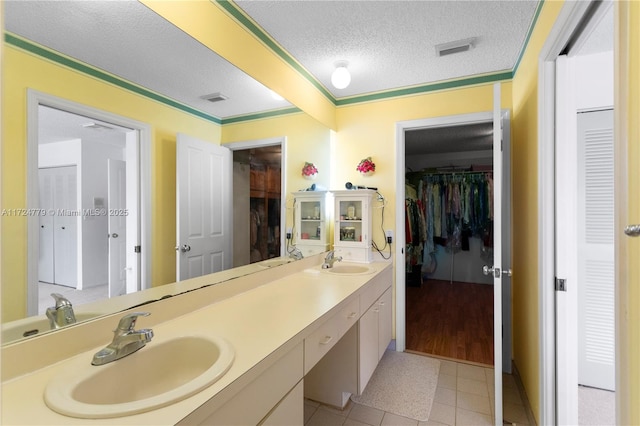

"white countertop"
[1,260,392,425]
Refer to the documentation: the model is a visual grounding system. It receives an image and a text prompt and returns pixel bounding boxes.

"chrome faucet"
[45,293,76,329]
[289,247,304,260]
[92,312,154,366]
[321,250,342,269]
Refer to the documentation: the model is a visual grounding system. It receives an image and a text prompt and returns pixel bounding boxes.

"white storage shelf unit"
[293,191,329,257]
[332,190,375,263]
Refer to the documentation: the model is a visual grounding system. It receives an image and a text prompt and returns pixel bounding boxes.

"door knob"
[111,233,119,238]
[483,265,511,278]
[483,265,494,276]
[175,244,191,253]
[624,224,640,237]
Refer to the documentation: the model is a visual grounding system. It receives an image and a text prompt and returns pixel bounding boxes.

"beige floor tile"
[437,373,457,390]
[304,401,319,424]
[503,401,530,425]
[434,387,456,407]
[503,385,524,406]
[455,407,493,425]
[420,421,449,426]
[457,364,487,382]
[381,412,419,426]
[456,391,492,416]
[306,407,347,426]
[344,418,374,426]
[427,402,455,426]
[439,360,458,377]
[348,403,385,426]
[456,377,490,397]
[322,401,353,417]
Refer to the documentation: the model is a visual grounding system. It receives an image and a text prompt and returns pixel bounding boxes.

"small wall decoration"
[302,162,318,179]
[356,157,376,176]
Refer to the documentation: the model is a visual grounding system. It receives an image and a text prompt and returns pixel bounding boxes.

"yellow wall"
[1,46,221,321]
[616,1,640,423]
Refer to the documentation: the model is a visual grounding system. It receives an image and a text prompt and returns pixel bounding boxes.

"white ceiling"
[6,0,541,119]
[5,0,612,148]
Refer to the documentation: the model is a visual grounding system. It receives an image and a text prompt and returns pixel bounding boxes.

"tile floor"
[304,357,532,426]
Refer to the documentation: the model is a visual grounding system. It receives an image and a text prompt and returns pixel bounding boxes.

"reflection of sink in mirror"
[44,335,235,419]
[322,264,376,275]
[257,258,295,268]
[1,313,100,342]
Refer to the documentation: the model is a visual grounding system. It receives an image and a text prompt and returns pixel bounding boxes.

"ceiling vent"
[201,92,229,103]
[435,37,477,57]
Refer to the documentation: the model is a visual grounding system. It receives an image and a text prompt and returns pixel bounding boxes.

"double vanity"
[1,253,392,424]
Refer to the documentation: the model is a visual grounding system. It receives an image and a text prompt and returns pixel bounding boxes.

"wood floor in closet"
[406,279,494,366]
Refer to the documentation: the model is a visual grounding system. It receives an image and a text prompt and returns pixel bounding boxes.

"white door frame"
[224,136,288,258]
[26,90,152,315]
[537,1,614,423]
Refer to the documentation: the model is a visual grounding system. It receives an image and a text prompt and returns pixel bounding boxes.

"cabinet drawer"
[337,297,360,337]
[304,315,340,374]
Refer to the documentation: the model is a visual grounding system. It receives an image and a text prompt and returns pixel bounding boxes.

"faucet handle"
[115,312,150,333]
[50,293,72,308]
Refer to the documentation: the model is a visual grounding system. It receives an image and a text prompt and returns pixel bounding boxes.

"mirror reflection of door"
[35,105,139,315]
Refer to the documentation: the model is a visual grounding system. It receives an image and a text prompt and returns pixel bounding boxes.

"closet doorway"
[400,111,512,370]
[404,120,495,366]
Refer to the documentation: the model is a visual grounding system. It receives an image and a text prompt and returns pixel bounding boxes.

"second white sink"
[44,334,235,419]
[322,264,376,275]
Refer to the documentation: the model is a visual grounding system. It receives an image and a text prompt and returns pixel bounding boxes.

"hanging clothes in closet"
[405,184,426,276]
[405,171,494,278]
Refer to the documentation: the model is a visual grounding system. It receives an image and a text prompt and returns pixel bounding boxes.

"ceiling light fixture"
[331,61,351,90]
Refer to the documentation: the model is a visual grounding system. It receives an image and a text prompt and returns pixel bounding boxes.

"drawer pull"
[320,335,333,345]
[373,308,380,313]
[379,301,385,306]
[347,312,357,319]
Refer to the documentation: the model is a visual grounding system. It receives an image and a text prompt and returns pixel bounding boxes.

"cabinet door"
[358,304,379,393]
[377,287,393,360]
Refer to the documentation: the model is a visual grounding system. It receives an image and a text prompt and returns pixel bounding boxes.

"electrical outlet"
[385,230,393,244]
[286,227,293,240]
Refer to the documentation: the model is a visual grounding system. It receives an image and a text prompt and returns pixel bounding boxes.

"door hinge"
[134,245,141,253]
[555,277,566,292]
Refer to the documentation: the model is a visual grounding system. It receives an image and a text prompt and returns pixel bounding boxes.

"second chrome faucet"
[92,312,154,366]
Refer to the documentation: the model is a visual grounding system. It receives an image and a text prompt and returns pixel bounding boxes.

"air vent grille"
[435,37,477,57]
[201,92,229,103]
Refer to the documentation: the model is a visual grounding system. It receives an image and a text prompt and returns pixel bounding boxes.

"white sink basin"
[1,312,99,342]
[44,335,235,419]
[322,264,376,275]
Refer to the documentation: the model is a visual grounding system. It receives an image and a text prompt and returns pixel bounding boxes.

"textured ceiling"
[6,0,612,143]
[235,0,540,98]
[4,1,292,119]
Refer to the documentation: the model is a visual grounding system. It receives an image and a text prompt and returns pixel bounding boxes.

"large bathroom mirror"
[2,1,328,344]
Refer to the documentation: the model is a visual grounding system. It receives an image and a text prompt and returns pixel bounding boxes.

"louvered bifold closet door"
[577,109,615,391]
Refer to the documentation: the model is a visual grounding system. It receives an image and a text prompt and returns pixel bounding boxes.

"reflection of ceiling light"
[270,90,284,101]
[201,92,228,103]
[331,61,351,89]
[435,37,477,57]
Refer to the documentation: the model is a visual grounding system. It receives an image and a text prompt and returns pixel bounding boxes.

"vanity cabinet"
[293,191,329,257]
[331,189,375,263]
[359,287,392,393]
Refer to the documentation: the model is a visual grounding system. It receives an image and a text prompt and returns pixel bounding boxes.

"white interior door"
[176,133,232,281]
[108,159,127,297]
[50,166,78,288]
[577,109,615,391]
[38,168,55,283]
[554,54,580,424]
[489,82,505,425]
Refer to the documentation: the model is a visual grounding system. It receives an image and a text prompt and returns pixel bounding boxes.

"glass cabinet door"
[337,199,363,242]
[299,200,322,240]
